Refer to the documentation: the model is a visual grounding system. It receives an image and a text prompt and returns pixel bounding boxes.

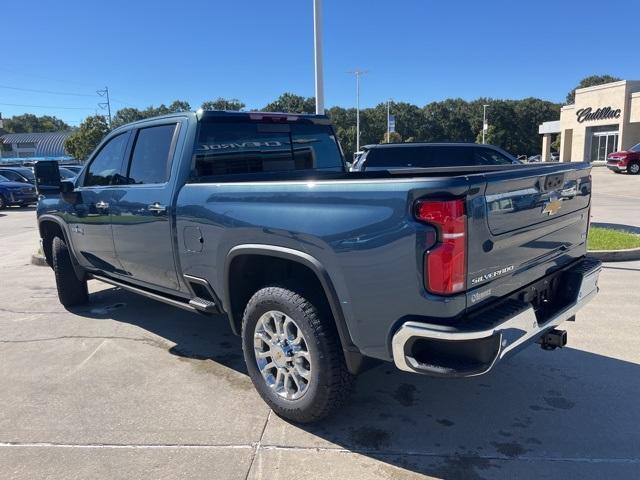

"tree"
[382,131,402,143]
[64,115,110,160]
[111,100,192,128]
[566,75,621,104]
[263,93,315,113]
[201,98,245,111]
[3,114,70,133]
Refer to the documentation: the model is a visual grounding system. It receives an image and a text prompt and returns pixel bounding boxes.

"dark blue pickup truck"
[34,110,601,423]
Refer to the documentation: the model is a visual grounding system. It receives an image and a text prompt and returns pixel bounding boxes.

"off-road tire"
[52,236,88,307]
[242,286,354,423]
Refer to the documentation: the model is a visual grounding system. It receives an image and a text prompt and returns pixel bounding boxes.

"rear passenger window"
[127,124,177,184]
[192,122,343,179]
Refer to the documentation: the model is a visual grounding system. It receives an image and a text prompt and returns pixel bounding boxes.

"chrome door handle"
[95,200,109,210]
[148,202,167,213]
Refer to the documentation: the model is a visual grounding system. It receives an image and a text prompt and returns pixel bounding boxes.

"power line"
[0,67,99,90]
[0,84,98,98]
[0,102,95,110]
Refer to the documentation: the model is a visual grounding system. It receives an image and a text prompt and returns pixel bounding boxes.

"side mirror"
[60,181,75,193]
[60,180,81,204]
[34,160,61,195]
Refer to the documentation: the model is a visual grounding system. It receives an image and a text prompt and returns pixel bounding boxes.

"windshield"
[14,168,35,181]
[59,168,76,179]
[630,143,640,153]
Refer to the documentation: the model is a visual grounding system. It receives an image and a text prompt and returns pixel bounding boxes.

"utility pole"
[313,0,325,115]
[97,87,112,127]
[348,69,368,151]
[482,104,489,144]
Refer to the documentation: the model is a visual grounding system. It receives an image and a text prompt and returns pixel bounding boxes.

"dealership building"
[539,80,640,162]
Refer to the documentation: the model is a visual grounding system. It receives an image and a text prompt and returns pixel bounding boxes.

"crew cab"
[34,111,601,423]
[350,142,518,171]
[607,142,640,174]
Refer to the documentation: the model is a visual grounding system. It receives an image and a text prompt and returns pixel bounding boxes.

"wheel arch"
[38,215,85,279]
[224,245,367,374]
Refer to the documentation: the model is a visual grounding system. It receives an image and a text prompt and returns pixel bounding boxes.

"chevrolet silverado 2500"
[34,110,601,423]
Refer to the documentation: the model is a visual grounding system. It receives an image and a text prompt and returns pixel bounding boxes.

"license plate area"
[519,266,583,324]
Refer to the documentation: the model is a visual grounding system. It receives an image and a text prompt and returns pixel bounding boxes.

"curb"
[31,253,48,266]
[587,248,640,262]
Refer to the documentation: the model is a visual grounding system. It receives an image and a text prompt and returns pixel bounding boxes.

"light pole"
[387,100,391,143]
[313,0,325,115]
[482,104,489,144]
[348,69,367,151]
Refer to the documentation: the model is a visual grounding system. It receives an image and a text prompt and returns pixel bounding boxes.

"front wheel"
[627,162,640,175]
[242,286,354,423]
[52,236,88,307]
[0,195,6,210]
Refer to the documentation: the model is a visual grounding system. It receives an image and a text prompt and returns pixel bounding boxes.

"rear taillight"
[415,199,466,295]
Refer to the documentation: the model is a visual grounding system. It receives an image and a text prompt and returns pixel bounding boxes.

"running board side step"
[91,274,203,314]
[188,297,219,313]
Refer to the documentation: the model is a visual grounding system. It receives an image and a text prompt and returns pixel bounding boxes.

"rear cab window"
[191,121,344,180]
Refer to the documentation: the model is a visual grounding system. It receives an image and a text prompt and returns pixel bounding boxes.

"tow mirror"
[60,180,81,204]
[34,160,61,195]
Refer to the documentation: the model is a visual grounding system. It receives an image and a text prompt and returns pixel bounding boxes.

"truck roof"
[111,110,332,132]
[197,110,332,125]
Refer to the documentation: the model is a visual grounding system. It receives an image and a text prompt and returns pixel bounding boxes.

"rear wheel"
[242,286,354,423]
[52,236,88,307]
[627,162,640,175]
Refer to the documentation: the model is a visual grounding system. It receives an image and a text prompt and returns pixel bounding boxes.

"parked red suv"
[607,142,640,174]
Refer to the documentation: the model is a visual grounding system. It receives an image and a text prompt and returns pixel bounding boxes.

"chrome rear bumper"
[392,257,601,377]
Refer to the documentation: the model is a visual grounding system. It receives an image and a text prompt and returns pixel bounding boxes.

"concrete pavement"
[1,169,640,479]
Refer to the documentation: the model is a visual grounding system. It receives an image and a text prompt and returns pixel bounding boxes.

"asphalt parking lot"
[1,167,639,479]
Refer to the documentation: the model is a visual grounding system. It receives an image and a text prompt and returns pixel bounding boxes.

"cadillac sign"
[576,106,621,123]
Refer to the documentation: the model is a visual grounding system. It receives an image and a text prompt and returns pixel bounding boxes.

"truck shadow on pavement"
[77,287,640,480]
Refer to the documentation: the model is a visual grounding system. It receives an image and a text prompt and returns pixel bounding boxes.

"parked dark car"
[34,111,600,423]
[60,165,83,175]
[0,174,38,209]
[350,143,518,171]
[0,166,36,184]
[59,167,78,180]
[607,142,640,174]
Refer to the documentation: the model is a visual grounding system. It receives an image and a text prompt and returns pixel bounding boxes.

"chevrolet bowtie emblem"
[542,200,562,216]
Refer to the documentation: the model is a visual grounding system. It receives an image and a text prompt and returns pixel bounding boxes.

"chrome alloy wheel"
[630,163,640,174]
[253,310,312,400]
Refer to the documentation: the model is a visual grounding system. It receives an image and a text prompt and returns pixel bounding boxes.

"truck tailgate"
[465,163,592,307]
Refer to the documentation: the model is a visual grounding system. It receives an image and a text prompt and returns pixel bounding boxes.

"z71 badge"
[471,265,515,285]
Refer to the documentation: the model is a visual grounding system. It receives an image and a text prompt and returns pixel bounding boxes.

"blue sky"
[1,0,638,126]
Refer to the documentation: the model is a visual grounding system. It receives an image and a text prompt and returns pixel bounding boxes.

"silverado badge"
[542,199,562,216]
